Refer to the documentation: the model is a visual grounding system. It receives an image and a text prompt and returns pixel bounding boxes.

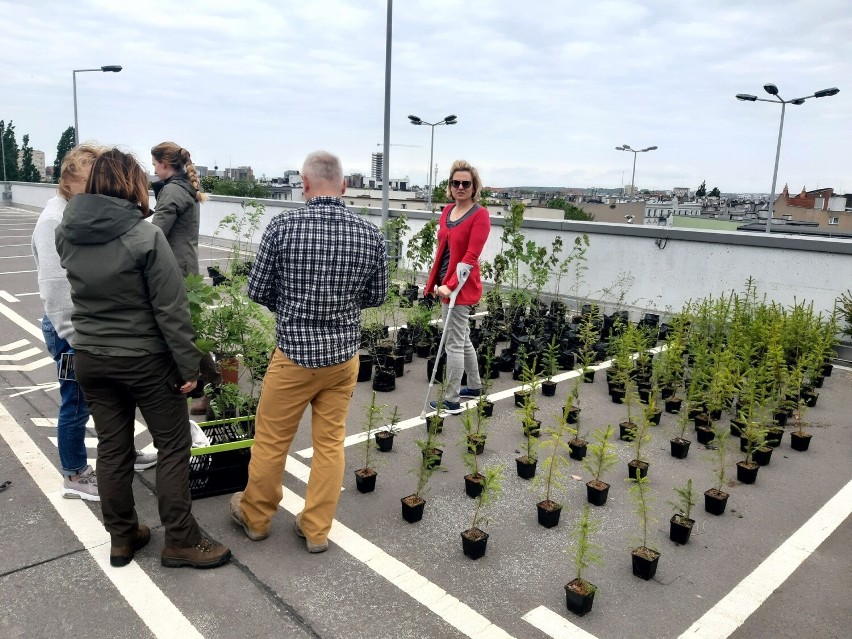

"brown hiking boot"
[190,396,209,415]
[161,537,232,569]
[110,524,151,567]
[294,513,329,553]
[229,492,269,541]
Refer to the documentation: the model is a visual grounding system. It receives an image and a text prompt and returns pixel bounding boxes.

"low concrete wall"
[9,181,851,318]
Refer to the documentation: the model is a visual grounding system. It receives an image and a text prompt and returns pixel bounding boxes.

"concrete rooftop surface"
[0,205,850,639]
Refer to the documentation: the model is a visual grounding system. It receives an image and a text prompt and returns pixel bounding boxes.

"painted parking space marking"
[278,486,515,639]
[678,476,852,639]
[8,382,60,396]
[0,254,34,259]
[522,606,599,639]
[0,290,20,302]
[0,269,37,275]
[0,300,44,338]
[0,402,205,639]
[0,339,30,351]
[0,346,42,360]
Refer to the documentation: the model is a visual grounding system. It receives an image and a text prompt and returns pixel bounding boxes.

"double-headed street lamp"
[408,114,457,211]
[73,65,123,145]
[615,144,657,198]
[736,84,839,233]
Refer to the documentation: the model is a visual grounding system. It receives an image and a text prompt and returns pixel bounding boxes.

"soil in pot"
[542,380,557,397]
[461,527,489,560]
[631,546,660,580]
[464,473,484,498]
[374,431,394,452]
[619,421,638,441]
[568,437,588,460]
[704,488,729,515]
[665,397,683,414]
[516,456,537,480]
[753,446,773,466]
[696,426,715,445]
[628,459,649,479]
[586,479,610,506]
[354,468,377,493]
[736,460,759,484]
[401,495,425,523]
[536,500,563,528]
[670,514,694,545]
[670,437,691,459]
[790,431,812,451]
[565,578,596,617]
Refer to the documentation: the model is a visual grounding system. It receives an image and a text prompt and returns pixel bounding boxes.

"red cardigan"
[424,203,491,307]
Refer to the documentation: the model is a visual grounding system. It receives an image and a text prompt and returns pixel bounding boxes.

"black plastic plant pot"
[542,380,557,397]
[515,456,537,480]
[357,354,373,382]
[372,368,396,392]
[461,528,489,560]
[802,390,819,408]
[514,390,530,408]
[426,415,444,434]
[374,431,394,452]
[415,342,432,358]
[523,419,541,438]
[766,427,784,448]
[790,431,812,451]
[610,388,626,404]
[568,438,588,461]
[631,547,660,581]
[619,421,637,441]
[773,411,788,428]
[736,461,759,484]
[479,400,494,418]
[401,495,425,523]
[464,473,484,498]
[646,408,662,426]
[670,437,691,459]
[565,579,596,617]
[665,398,682,414]
[730,418,745,437]
[693,413,712,429]
[695,426,714,445]
[536,500,563,528]
[660,386,676,400]
[753,446,773,466]
[704,488,729,515]
[466,434,486,456]
[354,468,377,494]
[669,515,694,545]
[583,369,596,383]
[564,406,580,424]
[387,354,404,378]
[586,480,610,506]
[422,447,443,470]
[709,408,722,420]
[821,362,833,377]
[628,459,649,480]
[638,387,652,404]
[426,355,446,382]
[688,405,705,420]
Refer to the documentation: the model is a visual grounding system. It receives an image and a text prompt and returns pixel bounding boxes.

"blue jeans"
[42,316,90,477]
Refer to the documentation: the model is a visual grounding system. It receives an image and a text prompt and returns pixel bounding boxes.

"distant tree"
[53,126,75,183]
[19,134,41,182]
[480,187,492,206]
[1,120,20,181]
[709,187,721,198]
[211,178,270,198]
[547,196,594,221]
[200,175,220,193]
[432,178,449,204]
[696,181,707,198]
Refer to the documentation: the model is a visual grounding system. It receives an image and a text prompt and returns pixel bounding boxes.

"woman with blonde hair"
[425,159,491,414]
[56,148,230,570]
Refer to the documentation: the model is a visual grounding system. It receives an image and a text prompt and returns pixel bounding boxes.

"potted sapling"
[355,392,385,493]
[668,478,698,545]
[461,406,490,498]
[476,339,497,418]
[531,406,574,528]
[582,426,618,506]
[790,395,812,451]
[628,473,660,580]
[401,412,445,523]
[515,403,539,480]
[565,504,602,617]
[375,405,401,453]
[627,400,653,479]
[736,419,766,484]
[565,382,587,460]
[541,337,559,397]
[704,424,730,515]
[461,464,504,560]
[670,398,692,459]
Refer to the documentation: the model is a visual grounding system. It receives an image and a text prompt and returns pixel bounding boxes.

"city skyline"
[2,0,849,193]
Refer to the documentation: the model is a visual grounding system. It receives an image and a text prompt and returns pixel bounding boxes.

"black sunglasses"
[451,180,472,189]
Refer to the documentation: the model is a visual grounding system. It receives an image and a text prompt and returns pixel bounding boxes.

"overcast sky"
[3,0,850,193]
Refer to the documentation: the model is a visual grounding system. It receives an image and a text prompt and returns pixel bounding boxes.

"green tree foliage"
[1,120,20,181]
[696,180,707,197]
[709,187,721,198]
[19,134,41,182]
[209,178,270,198]
[547,197,595,221]
[53,126,75,183]
[432,178,449,204]
[200,175,219,193]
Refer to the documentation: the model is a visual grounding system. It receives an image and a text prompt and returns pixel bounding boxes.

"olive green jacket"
[152,172,200,276]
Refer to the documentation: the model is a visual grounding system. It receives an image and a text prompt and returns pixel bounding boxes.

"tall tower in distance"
[371,152,384,181]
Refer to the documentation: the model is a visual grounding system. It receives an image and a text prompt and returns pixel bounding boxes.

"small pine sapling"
[532,403,574,516]
[627,473,659,573]
[565,504,602,615]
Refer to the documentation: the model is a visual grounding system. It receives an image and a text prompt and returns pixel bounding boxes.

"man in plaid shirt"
[230,151,387,552]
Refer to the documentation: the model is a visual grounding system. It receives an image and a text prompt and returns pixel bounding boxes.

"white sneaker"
[134,449,158,471]
[62,465,99,501]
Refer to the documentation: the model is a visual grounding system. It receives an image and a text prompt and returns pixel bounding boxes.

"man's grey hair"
[302,151,343,186]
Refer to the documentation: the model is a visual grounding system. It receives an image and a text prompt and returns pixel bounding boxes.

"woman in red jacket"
[425,160,491,414]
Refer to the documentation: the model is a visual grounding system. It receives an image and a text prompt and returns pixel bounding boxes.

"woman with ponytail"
[150,142,208,277]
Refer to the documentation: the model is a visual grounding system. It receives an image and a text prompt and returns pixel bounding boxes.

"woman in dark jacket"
[56,148,230,570]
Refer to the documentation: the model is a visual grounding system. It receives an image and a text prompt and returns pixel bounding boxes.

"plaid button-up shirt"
[247,196,388,368]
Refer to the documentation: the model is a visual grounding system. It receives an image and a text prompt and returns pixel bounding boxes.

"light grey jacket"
[32,195,75,339]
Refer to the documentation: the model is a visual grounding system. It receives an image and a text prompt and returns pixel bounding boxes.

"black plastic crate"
[189,416,254,499]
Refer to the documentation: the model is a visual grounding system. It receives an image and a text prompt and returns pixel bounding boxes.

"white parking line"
[0,299,43,339]
[0,254,34,259]
[0,290,20,302]
[0,402,204,639]
[522,606,599,639]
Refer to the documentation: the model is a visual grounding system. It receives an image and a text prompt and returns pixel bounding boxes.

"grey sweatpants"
[441,303,482,403]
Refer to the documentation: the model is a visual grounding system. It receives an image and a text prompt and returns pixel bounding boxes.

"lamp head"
[814,87,840,98]
[443,115,457,124]
[407,115,422,125]
[736,93,758,101]
[643,146,658,152]
[101,65,122,72]
[621,144,632,151]
[763,83,779,96]
[791,98,806,106]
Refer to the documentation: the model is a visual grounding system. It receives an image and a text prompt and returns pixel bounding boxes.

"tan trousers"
[241,349,358,543]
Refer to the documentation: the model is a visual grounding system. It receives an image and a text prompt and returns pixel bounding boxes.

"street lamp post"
[73,65,122,145]
[408,114,457,211]
[615,144,658,198]
[736,84,839,232]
